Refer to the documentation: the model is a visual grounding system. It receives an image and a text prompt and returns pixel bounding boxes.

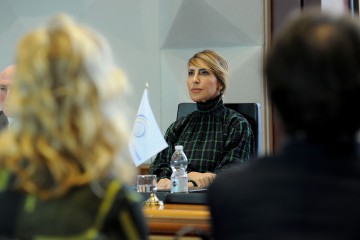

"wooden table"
[143,203,211,239]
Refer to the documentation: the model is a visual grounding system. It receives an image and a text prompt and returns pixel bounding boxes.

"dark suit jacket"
[0,111,8,131]
[208,138,360,240]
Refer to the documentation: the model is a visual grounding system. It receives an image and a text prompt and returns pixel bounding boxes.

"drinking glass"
[137,175,157,193]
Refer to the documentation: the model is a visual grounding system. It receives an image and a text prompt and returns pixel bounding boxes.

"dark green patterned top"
[149,96,254,178]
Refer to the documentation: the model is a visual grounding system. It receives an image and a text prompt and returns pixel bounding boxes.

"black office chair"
[176,102,261,157]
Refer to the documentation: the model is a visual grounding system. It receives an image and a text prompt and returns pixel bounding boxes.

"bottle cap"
[175,145,183,151]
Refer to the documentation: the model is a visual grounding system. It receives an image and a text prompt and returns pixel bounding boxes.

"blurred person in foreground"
[208,11,360,239]
[0,65,15,130]
[0,14,147,239]
[150,49,254,189]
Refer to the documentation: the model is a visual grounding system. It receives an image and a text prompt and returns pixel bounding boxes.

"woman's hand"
[158,178,171,189]
[188,172,216,187]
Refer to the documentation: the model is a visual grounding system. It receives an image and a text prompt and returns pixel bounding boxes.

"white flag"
[129,87,168,166]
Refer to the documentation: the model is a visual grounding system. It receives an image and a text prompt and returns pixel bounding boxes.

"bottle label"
[171,177,188,193]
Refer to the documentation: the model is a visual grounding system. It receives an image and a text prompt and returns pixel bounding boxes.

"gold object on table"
[144,193,163,209]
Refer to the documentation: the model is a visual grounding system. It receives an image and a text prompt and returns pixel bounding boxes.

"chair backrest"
[176,102,261,157]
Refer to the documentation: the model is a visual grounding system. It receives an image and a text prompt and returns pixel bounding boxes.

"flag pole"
[145,82,152,166]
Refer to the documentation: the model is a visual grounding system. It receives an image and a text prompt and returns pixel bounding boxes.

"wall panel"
[0,0,267,159]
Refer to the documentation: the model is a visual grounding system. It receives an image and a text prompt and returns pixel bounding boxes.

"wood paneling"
[144,203,211,237]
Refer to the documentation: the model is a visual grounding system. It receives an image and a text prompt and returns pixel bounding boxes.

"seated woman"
[150,49,254,189]
[0,14,147,239]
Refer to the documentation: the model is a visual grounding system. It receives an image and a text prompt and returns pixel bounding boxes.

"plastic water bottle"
[170,145,188,193]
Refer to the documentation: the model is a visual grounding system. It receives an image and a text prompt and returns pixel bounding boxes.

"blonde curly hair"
[0,14,135,199]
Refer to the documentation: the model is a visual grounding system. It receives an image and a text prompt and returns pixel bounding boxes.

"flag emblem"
[133,115,148,137]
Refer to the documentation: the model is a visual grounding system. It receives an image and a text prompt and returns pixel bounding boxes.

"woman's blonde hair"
[188,49,229,94]
[0,14,135,199]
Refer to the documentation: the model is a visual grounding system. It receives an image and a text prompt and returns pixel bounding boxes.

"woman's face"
[187,60,222,102]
